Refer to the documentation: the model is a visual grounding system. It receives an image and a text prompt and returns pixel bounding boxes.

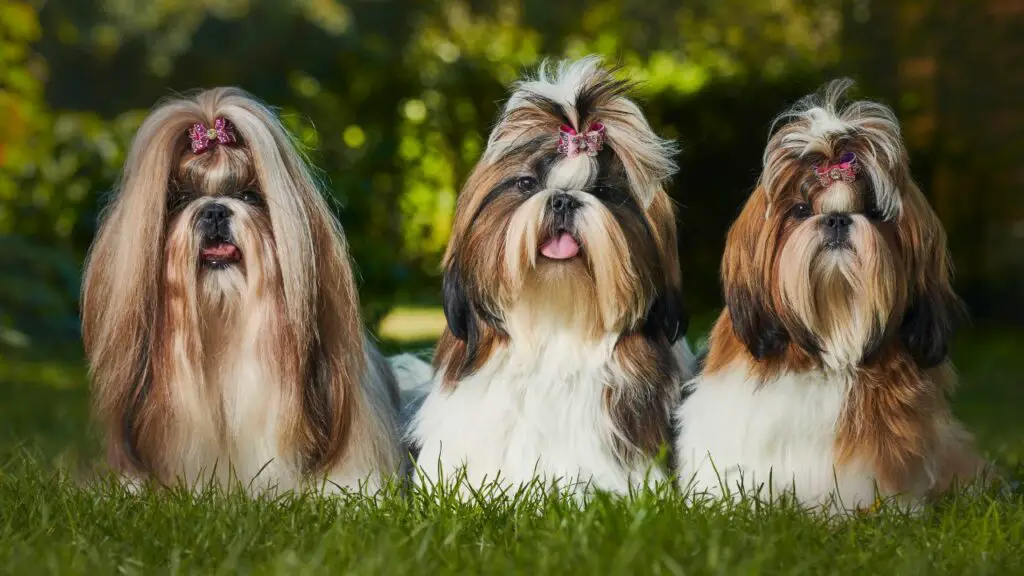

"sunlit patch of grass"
[377,306,447,344]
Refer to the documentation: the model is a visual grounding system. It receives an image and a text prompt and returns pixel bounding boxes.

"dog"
[82,88,403,493]
[407,56,694,496]
[675,79,988,511]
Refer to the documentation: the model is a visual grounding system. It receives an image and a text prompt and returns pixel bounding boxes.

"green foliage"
[1,0,1020,355]
[0,0,849,353]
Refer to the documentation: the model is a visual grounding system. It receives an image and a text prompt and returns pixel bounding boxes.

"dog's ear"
[900,284,962,369]
[442,258,471,341]
[720,188,795,359]
[725,284,792,360]
[436,256,505,384]
[895,179,964,369]
[644,284,688,344]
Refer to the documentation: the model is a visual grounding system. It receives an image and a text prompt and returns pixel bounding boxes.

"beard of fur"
[133,198,301,481]
[778,215,904,370]
[501,189,645,339]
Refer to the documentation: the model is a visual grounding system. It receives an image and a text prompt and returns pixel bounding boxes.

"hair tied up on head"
[188,117,237,154]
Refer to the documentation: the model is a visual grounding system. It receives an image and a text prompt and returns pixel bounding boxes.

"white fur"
[181,301,299,492]
[389,352,435,409]
[410,333,695,497]
[163,334,393,495]
[485,55,678,209]
[547,154,597,191]
[675,361,928,511]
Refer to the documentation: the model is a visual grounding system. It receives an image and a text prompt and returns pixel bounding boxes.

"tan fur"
[82,87,402,492]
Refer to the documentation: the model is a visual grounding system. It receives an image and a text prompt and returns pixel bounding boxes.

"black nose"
[199,203,232,239]
[550,194,580,215]
[201,203,231,223]
[824,213,853,230]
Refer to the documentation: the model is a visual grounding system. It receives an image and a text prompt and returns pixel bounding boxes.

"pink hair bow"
[813,151,860,186]
[188,117,237,154]
[557,122,606,158]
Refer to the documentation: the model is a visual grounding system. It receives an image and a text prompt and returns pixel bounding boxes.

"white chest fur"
[410,333,674,496]
[675,364,888,510]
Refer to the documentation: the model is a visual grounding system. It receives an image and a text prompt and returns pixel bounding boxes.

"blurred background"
[1,0,1022,465]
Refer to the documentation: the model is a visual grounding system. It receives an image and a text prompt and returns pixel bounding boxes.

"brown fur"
[82,88,400,489]
[706,80,987,497]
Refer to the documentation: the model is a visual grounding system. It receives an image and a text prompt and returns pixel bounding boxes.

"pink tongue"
[540,233,580,260]
[201,243,241,261]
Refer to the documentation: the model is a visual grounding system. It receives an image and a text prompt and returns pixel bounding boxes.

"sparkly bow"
[188,117,237,154]
[556,122,606,158]
[813,151,860,186]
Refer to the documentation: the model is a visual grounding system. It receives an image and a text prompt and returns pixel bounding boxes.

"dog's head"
[437,56,686,383]
[721,79,961,371]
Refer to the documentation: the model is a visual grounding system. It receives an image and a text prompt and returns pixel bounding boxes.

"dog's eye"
[240,190,263,206]
[790,203,813,220]
[168,192,193,213]
[516,176,538,192]
[591,185,611,197]
[864,198,885,221]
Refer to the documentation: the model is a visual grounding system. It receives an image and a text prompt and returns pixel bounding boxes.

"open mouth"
[539,231,581,260]
[200,242,242,267]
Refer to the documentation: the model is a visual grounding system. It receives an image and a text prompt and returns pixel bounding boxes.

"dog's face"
[721,82,960,371]
[763,146,906,369]
[451,140,670,337]
[434,58,686,385]
[165,146,279,305]
[439,60,684,369]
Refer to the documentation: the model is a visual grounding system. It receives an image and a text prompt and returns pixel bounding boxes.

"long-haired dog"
[82,88,403,493]
[407,56,694,496]
[675,80,987,510]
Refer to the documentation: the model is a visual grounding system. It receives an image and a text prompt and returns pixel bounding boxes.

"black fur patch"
[726,285,792,359]
[900,286,962,368]
[644,287,688,344]
[442,259,471,341]
[516,93,573,127]
[859,317,889,366]
[573,72,632,128]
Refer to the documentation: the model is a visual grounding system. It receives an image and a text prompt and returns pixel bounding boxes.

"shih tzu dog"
[82,88,403,493]
[675,80,988,510]
[407,56,694,496]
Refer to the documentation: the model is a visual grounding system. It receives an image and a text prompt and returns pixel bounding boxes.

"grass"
[1,314,1023,574]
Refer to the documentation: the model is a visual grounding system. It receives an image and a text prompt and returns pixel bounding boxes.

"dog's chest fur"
[168,304,300,491]
[676,364,888,509]
[412,332,664,495]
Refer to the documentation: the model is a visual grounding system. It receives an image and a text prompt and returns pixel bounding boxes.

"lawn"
[1,312,1022,574]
